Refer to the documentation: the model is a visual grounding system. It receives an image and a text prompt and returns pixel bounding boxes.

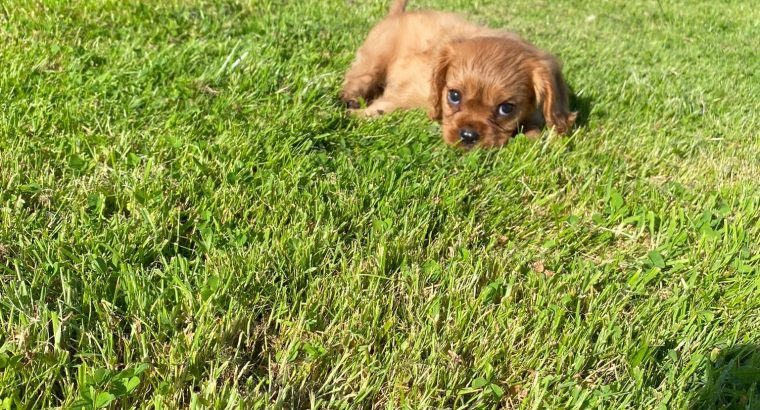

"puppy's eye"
[448,90,462,105]
[497,103,514,116]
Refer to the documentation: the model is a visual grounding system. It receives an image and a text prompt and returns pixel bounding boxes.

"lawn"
[1,0,759,408]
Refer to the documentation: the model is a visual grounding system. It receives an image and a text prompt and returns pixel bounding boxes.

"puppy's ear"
[428,45,453,121]
[531,55,577,134]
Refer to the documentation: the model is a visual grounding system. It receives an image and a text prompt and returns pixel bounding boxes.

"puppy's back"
[368,11,500,60]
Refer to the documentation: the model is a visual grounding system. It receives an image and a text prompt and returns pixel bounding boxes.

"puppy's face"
[438,55,535,148]
[429,37,576,148]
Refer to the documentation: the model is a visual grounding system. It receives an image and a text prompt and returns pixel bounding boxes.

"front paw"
[348,107,385,118]
[344,99,361,110]
[523,128,542,139]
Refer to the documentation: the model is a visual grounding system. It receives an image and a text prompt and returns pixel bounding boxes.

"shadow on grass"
[570,92,593,129]
[694,344,760,409]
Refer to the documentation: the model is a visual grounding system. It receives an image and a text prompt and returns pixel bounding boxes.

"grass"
[1,0,759,408]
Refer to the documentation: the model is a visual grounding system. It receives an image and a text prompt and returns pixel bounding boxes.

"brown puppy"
[342,0,577,148]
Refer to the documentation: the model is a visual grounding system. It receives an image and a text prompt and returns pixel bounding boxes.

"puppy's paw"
[348,107,386,118]
[344,99,361,110]
[523,128,542,139]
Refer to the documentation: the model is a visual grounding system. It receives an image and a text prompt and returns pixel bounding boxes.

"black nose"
[459,128,479,144]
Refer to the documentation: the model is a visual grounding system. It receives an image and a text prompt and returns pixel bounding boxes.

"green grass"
[1,0,759,408]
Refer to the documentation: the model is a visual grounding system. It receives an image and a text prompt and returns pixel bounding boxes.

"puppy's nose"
[459,128,480,144]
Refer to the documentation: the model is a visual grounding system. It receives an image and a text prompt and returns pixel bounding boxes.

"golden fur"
[341,0,577,147]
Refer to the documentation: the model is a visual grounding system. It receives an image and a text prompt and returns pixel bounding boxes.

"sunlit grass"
[1,0,759,408]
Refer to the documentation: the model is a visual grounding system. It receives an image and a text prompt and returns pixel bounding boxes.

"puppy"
[341,0,577,148]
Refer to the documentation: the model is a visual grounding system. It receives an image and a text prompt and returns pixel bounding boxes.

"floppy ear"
[531,55,577,134]
[428,45,452,120]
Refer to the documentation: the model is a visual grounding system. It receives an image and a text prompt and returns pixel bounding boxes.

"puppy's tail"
[388,0,408,16]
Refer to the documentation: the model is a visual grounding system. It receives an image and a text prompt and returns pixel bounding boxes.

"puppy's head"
[429,37,577,148]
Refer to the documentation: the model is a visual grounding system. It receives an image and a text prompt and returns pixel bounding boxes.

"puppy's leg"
[341,56,386,109]
[341,18,402,108]
[350,96,400,117]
